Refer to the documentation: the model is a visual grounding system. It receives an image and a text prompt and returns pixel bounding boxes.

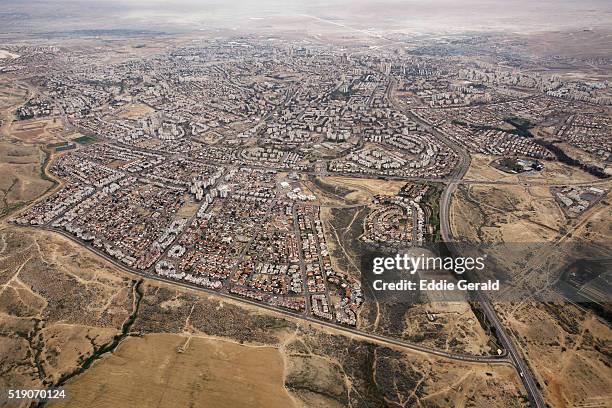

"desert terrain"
[450,162,612,407]
[0,225,529,408]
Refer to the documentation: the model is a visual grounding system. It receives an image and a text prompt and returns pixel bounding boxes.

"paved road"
[16,77,577,406]
[24,224,515,366]
[434,131,547,408]
[478,293,547,408]
[386,78,546,408]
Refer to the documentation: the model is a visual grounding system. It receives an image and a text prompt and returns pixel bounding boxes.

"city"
[0,2,610,408]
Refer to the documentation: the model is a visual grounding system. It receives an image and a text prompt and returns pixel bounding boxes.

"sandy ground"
[464,153,599,185]
[115,103,155,119]
[451,183,566,243]
[306,175,406,206]
[8,117,66,144]
[450,176,612,408]
[0,143,55,219]
[53,333,296,408]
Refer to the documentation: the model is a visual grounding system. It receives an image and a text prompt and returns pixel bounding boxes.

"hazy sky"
[2,0,612,34]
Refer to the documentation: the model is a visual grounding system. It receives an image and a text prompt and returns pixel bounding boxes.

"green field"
[72,135,97,144]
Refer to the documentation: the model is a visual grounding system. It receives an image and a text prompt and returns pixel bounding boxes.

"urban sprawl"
[6,36,610,326]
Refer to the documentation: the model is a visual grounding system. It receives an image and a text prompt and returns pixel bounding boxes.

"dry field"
[499,301,611,408]
[8,117,66,145]
[0,81,28,142]
[451,179,612,245]
[0,143,55,219]
[323,176,406,202]
[451,184,565,243]
[464,154,599,185]
[54,333,296,408]
[0,81,59,219]
[0,80,66,146]
[0,226,133,394]
[357,297,495,357]
[570,195,612,245]
[0,82,28,112]
[305,175,405,206]
[115,103,155,119]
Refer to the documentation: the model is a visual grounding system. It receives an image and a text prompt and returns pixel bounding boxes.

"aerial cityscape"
[0,1,610,407]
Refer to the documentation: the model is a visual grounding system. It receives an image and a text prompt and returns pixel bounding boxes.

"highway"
[22,224,516,366]
[11,77,555,406]
[434,125,547,408]
[437,161,548,408]
[386,78,546,408]
[28,135,546,408]
[478,294,547,408]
